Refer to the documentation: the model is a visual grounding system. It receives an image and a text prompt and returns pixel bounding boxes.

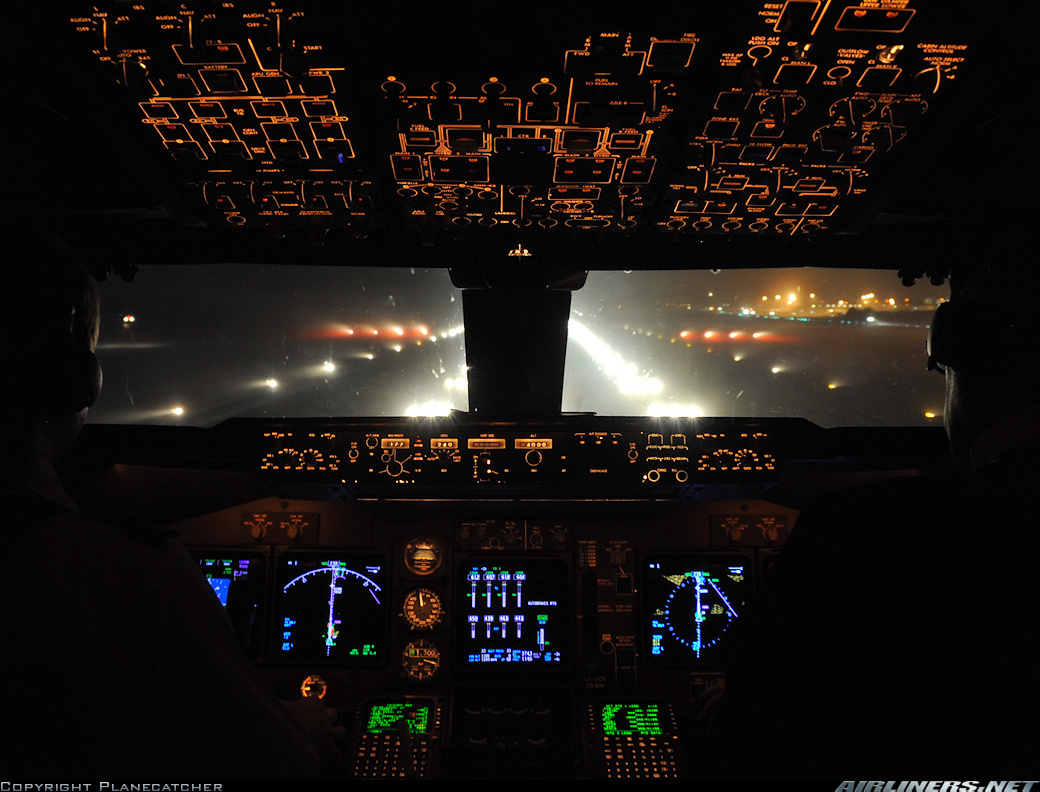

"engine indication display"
[274,553,386,663]
[644,555,749,663]
[457,557,569,669]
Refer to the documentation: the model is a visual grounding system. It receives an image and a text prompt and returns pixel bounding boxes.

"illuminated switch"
[254,75,292,95]
[609,133,643,150]
[189,101,227,119]
[775,0,820,36]
[269,140,307,160]
[553,157,615,184]
[773,63,816,87]
[703,119,739,139]
[647,40,695,71]
[212,193,236,210]
[314,139,354,162]
[391,154,423,181]
[525,100,559,123]
[838,149,872,164]
[739,145,774,163]
[403,130,437,150]
[252,100,288,118]
[301,100,337,117]
[835,6,915,33]
[209,141,251,161]
[157,75,200,97]
[804,203,837,216]
[156,123,194,143]
[773,144,808,164]
[857,66,901,91]
[199,68,247,94]
[429,155,490,183]
[751,120,785,138]
[165,142,206,161]
[560,130,600,154]
[299,72,335,95]
[714,91,751,114]
[620,157,655,184]
[776,202,807,217]
[173,42,246,66]
[140,102,177,119]
[446,128,485,152]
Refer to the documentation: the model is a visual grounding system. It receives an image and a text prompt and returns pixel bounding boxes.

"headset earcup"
[84,349,103,408]
[927,301,962,372]
[38,348,103,412]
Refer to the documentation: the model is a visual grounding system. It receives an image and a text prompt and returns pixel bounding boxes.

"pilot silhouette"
[0,235,340,779]
[702,229,1040,779]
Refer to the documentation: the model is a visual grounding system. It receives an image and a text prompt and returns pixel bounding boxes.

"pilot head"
[926,228,1039,467]
[2,233,101,481]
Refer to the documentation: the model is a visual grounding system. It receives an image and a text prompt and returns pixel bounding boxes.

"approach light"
[323,361,336,372]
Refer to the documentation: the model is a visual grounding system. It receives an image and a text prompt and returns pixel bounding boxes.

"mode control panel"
[257,416,780,496]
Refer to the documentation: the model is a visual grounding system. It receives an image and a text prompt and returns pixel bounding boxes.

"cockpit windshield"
[88,265,945,428]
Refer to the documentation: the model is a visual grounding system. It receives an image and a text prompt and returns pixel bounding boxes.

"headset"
[926,296,1030,375]
[926,301,961,373]
[23,305,104,415]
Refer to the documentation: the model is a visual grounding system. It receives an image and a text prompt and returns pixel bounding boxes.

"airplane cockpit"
[7,0,1028,780]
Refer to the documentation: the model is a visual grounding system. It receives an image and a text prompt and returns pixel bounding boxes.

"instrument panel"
[145,413,938,779]
[183,496,791,779]
[61,400,948,780]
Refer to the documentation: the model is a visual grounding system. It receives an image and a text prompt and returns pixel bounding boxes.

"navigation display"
[273,553,386,664]
[644,555,750,663]
[456,558,569,668]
